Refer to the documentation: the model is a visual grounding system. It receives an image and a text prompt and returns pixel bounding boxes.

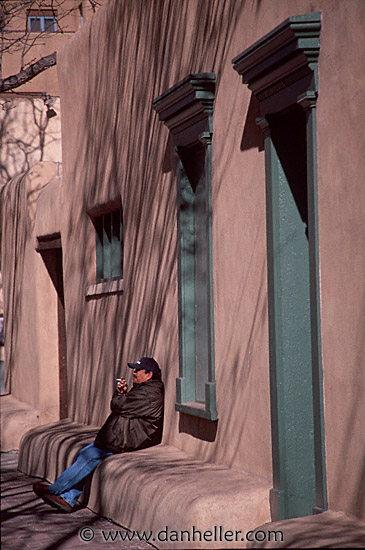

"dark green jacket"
[94,378,164,453]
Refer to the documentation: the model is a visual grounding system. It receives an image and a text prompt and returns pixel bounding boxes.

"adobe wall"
[56,0,365,520]
[315,1,365,520]
[1,0,93,95]
[1,162,61,417]
[0,96,61,184]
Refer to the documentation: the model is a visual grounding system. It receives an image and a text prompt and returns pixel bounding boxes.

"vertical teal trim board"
[299,94,327,513]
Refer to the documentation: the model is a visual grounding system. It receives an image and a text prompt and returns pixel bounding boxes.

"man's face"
[133,368,153,384]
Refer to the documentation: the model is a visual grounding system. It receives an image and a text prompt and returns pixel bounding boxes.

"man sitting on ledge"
[33,357,164,513]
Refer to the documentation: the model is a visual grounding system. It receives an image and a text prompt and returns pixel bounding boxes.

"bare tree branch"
[0,51,56,92]
[0,0,101,90]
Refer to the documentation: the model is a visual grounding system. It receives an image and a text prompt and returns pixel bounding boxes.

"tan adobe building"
[0,2,102,396]
[1,0,365,547]
[0,1,102,183]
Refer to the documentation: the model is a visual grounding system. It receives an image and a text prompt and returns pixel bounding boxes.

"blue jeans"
[49,443,113,507]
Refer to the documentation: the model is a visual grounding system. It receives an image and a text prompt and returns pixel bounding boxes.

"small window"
[28,14,57,32]
[94,209,123,282]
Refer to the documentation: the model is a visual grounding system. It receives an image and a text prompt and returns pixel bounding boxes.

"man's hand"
[116,377,128,394]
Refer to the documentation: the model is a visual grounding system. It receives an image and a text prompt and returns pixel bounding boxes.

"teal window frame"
[153,74,217,421]
[94,208,123,283]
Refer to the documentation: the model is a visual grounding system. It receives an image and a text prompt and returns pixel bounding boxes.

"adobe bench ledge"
[18,419,271,549]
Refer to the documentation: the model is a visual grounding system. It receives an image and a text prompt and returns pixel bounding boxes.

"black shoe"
[33,481,51,497]
[41,493,74,513]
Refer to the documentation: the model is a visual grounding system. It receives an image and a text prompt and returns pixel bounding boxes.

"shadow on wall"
[0,97,61,185]
[0,162,59,396]
[241,94,264,152]
[179,413,218,443]
[333,315,365,519]
[1,172,29,394]
[59,0,250,433]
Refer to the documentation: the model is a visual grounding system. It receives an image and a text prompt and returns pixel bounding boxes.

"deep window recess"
[94,209,123,282]
[153,74,217,420]
[177,143,211,405]
[233,12,326,521]
[28,13,57,32]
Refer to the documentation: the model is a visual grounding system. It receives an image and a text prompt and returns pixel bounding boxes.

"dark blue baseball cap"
[128,357,160,374]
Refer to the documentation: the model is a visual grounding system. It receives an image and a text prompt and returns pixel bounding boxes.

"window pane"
[28,17,42,32]
[178,166,197,403]
[95,217,104,281]
[44,17,57,32]
[194,168,209,403]
[28,15,57,32]
[94,209,123,283]
[103,213,112,279]
[111,209,122,278]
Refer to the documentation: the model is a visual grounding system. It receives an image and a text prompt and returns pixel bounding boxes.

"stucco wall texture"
[1,0,96,96]
[0,97,62,184]
[53,0,365,519]
[56,0,273,479]
[3,0,364,522]
[1,162,61,413]
[316,4,365,521]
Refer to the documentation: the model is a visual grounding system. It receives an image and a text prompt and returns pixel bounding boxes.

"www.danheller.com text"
[79,525,284,544]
